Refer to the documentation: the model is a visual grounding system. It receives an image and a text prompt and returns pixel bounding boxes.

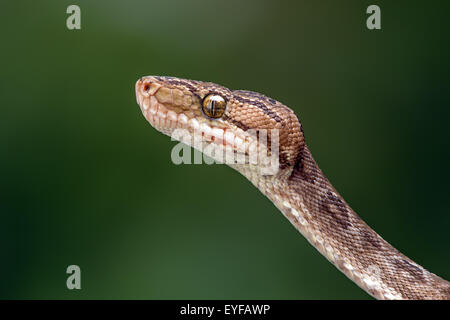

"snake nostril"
[143,83,150,92]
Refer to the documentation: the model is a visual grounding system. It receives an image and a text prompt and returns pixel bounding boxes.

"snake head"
[136,76,304,172]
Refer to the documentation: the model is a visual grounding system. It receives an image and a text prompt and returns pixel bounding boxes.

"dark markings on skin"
[393,259,424,281]
[233,95,282,123]
[160,78,199,92]
[155,75,199,86]
[279,152,290,169]
[234,90,279,106]
[361,229,382,249]
[223,115,250,131]
[290,146,317,184]
[156,77,205,102]
[321,190,351,229]
[290,147,352,229]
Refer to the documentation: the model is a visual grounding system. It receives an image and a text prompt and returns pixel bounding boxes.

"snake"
[135,75,450,300]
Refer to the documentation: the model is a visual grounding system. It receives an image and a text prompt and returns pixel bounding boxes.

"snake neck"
[233,146,450,300]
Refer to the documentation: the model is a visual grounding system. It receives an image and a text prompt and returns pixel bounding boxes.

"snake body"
[135,76,450,299]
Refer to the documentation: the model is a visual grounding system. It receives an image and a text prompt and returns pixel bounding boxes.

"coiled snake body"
[135,76,450,299]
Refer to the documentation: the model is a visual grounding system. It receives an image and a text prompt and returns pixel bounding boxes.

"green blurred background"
[1,0,449,299]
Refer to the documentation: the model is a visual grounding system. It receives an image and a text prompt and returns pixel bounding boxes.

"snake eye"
[202,94,226,119]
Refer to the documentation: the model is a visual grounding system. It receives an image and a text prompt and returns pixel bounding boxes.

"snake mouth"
[135,77,256,155]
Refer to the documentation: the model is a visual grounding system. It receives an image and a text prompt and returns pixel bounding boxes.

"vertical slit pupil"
[210,99,216,117]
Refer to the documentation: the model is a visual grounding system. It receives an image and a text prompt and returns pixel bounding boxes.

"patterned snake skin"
[135,76,450,299]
